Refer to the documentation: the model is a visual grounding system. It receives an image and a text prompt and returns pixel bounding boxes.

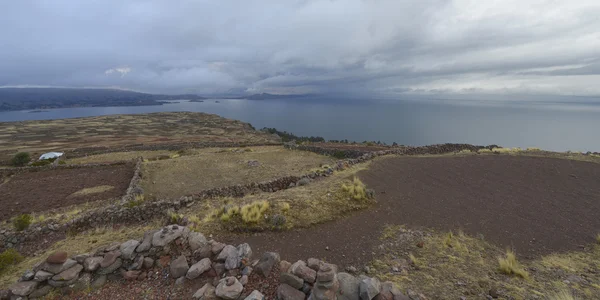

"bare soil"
[0,165,134,221]
[311,142,391,152]
[221,155,600,268]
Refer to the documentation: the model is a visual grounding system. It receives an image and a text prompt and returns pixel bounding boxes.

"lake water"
[1,98,599,152]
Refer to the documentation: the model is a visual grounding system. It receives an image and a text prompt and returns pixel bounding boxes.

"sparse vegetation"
[498,249,529,279]
[10,152,30,167]
[12,214,33,231]
[240,200,270,223]
[547,289,577,300]
[124,194,146,208]
[0,249,24,275]
[596,233,600,244]
[69,185,114,198]
[261,127,325,143]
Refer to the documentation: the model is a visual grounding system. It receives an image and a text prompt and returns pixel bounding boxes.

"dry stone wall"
[1,225,417,300]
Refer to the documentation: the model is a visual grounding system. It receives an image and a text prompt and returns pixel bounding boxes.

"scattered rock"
[240,275,248,286]
[187,258,212,279]
[175,277,187,286]
[46,251,68,264]
[0,289,10,300]
[97,258,123,275]
[255,252,280,277]
[83,256,103,272]
[170,255,189,278]
[242,266,253,276]
[277,283,306,300]
[122,270,141,281]
[337,273,360,300]
[215,277,243,300]
[244,290,265,300]
[194,244,213,260]
[211,241,226,255]
[189,232,208,251]
[120,240,140,260]
[213,262,226,277]
[34,270,53,282]
[375,282,409,300]
[280,272,304,289]
[345,266,358,274]
[100,251,121,268]
[136,230,156,253]
[9,281,38,296]
[72,273,92,291]
[359,277,381,300]
[298,178,311,186]
[193,283,216,300]
[489,288,499,299]
[217,245,240,270]
[248,160,260,167]
[29,285,52,298]
[73,253,90,264]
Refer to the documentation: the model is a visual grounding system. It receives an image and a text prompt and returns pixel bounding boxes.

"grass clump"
[0,249,24,275]
[596,233,600,244]
[124,194,146,208]
[241,201,270,223]
[11,152,31,166]
[342,177,369,201]
[498,250,529,279]
[547,289,577,300]
[69,185,114,198]
[12,214,33,231]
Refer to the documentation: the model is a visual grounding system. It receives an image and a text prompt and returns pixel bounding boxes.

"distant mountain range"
[0,88,205,111]
[0,88,310,111]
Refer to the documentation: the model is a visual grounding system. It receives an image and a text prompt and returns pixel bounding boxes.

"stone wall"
[0,143,496,253]
[1,225,417,300]
[120,158,144,203]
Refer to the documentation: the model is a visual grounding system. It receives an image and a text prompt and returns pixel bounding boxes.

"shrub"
[58,160,67,165]
[270,214,287,227]
[0,249,24,274]
[279,202,290,212]
[220,205,240,223]
[30,160,53,167]
[547,289,576,300]
[332,151,346,159]
[241,201,270,223]
[12,214,33,231]
[342,177,368,201]
[498,250,529,279]
[10,152,30,167]
[124,195,145,208]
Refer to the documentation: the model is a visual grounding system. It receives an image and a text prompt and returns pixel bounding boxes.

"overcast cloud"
[1,0,599,96]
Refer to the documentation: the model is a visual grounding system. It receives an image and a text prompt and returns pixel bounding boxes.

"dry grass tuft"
[68,185,114,198]
[240,200,270,223]
[341,177,368,201]
[596,233,600,244]
[498,249,529,279]
[547,289,577,300]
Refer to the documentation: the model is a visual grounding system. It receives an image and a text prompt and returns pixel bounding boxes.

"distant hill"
[0,88,205,111]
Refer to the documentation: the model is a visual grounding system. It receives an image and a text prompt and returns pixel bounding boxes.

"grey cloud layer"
[1,0,599,95]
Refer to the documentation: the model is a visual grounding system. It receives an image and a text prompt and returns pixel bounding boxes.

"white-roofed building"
[39,152,64,160]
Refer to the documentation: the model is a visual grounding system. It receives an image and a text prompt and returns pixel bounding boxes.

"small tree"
[11,152,30,167]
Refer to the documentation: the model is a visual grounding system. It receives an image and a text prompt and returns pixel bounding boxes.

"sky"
[1,0,600,97]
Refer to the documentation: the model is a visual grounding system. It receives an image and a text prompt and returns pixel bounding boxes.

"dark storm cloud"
[1,0,600,96]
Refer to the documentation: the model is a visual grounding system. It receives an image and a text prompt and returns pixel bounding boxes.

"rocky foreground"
[2,225,416,300]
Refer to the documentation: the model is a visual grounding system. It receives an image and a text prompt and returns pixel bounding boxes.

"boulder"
[46,251,68,264]
[280,272,304,289]
[71,273,92,291]
[143,257,155,269]
[311,281,339,300]
[374,282,409,300]
[216,245,240,270]
[100,251,121,268]
[152,225,189,247]
[120,240,140,260]
[245,290,265,300]
[187,258,212,279]
[215,277,243,300]
[9,281,38,296]
[0,289,10,300]
[307,258,321,271]
[316,264,336,284]
[175,277,187,285]
[73,253,90,264]
[291,261,316,283]
[97,258,122,275]
[136,230,157,252]
[337,273,360,300]
[359,277,381,300]
[255,252,280,277]
[189,232,208,251]
[122,270,141,281]
[213,262,226,277]
[193,283,216,300]
[211,241,226,255]
[29,285,52,298]
[280,260,292,273]
[48,276,78,288]
[34,270,54,282]
[170,255,189,278]
[21,270,35,281]
[237,243,252,260]
[42,258,77,274]
[91,275,107,289]
[52,264,83,281]
[129,255,145,270]
[277,283,305,300]
[194,243,213,260]
[83,256,103,272]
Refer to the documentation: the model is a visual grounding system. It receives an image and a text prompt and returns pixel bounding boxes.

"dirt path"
[222,155,600,268]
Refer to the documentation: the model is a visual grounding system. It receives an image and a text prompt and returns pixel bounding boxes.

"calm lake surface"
[1,98,599,152]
